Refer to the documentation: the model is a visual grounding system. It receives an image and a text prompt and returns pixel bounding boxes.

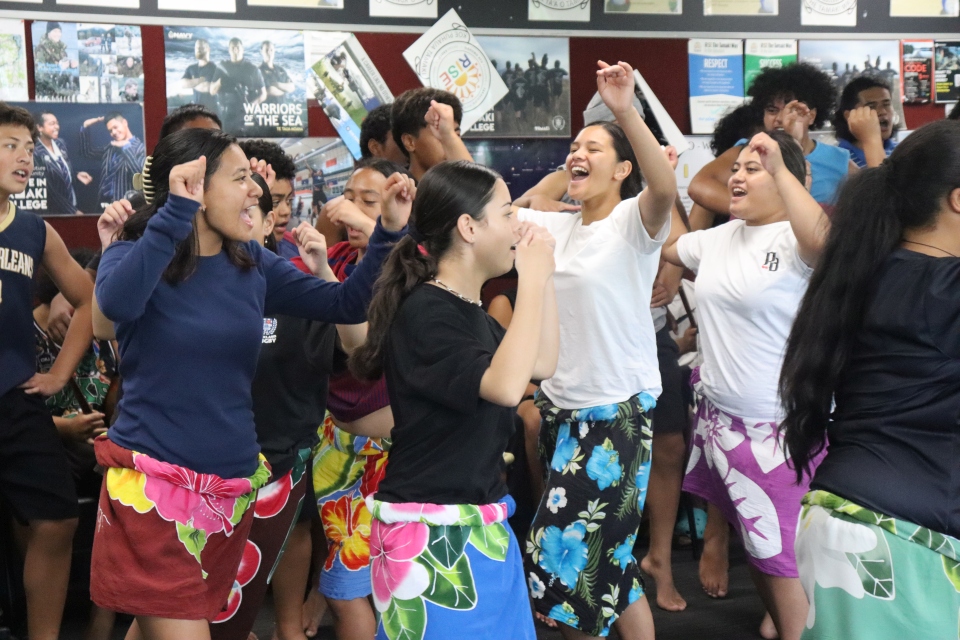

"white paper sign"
[58,0,139,7]
[402,9,509,132]
[633,69,688,154]
[529,0,591,21]
[0,19,28,101]
[159,0,235,12]
[801,0,857,26]
[370,0,437,19]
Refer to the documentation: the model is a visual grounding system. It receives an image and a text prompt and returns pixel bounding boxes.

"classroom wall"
[32,21,945,247]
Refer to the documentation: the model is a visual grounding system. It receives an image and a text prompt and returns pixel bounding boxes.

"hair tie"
[132,156,155,205]
[407,220,425,244]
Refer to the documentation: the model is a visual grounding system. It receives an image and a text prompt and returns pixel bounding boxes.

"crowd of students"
[0,55,958,640]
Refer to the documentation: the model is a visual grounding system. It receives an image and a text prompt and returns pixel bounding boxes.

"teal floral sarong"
[797,490,960,639]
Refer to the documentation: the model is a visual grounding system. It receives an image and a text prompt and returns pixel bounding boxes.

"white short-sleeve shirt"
[519,198,669,409]
[676,219,813,419]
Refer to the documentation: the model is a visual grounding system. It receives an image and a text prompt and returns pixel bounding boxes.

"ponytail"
[349,160,501,380]
[349,236,436,380]
[779,119,960,482]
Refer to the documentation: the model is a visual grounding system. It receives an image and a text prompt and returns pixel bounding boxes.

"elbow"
[95,291,136,324]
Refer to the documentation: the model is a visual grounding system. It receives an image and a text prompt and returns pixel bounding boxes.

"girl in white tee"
[519,60,676,640]
[660,130,828,640]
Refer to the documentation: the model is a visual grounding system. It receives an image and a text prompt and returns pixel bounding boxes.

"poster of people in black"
[6,102,146,215]
[164,26,306,137]
[465,36,571,138]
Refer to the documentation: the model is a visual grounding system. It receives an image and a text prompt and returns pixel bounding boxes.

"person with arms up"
[782,119,960,640]
[390,88,473,182]
[519,60,675,640]
[0,102,95,640]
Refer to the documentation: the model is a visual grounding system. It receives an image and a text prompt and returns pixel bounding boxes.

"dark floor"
[51,541,765,640]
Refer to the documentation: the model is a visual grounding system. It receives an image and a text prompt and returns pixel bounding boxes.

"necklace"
[902,240,958,258]
[431,279,482,306]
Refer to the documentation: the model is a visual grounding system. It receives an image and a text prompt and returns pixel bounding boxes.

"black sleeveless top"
[0,205,46,396]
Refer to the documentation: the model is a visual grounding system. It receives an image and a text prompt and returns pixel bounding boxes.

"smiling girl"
[661,130,827,640]
[91,127,407,640]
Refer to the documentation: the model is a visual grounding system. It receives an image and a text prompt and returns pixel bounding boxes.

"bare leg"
[699,504,730,598]
[83,604,117,640]
[519,400,544,501]
[759,611,779,639]
[272,521,312,640]
[612,596,656,640]
[124,619,142,640]
[748,567,808,640]
[23,518,78,640]
[301,516,328,638]
[640,431,687,611]
[136,616,210,640]
[327,598,377,640]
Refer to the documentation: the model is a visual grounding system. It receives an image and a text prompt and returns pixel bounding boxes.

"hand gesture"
[248,157,276,191]
[169,157,206,205]
[324,196,377,238]
[518,221,557,250]
[381,172,416,232]
[83,116,105,128]
[748,132,786,178]
[98,198,134,250]
[780,100,811,143]
[19,371,68,397]
[845,106,882,145]
[424,100,458,141]
[650,280,679,308]
[662,145,680,171]
[292,222,336,281]
[77,171,93,186]
[47,293,75,344]
[596,60,637,118]
[58,411,106,442]
[514,226,555,285]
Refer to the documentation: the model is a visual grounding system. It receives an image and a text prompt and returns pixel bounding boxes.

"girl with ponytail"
[90,127,408,640]
[352,160,558,640]
[782,119,960,640]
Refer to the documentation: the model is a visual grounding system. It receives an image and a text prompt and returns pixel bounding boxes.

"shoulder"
[814,141,851,163]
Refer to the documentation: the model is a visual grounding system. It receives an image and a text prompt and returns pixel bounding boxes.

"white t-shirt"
[676,219,813,419]
[519,198,669,409]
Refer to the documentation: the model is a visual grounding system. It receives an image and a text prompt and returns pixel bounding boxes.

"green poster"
[745,39,797,91]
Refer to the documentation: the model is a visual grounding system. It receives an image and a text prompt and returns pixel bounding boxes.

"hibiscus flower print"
[548,602,579,627]
[547,488,568,514]
[369,520,430,613]
[538,521,589,588]
[528,572,546,599]
[609,534,637,571]
[551,423,580,473]
[321,495,372,572]
[586,439,623,491]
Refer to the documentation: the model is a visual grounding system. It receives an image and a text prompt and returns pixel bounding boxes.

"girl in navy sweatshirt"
[91,127,408,640]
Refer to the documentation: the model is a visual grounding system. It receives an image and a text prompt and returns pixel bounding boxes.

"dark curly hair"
[0,102,37,140]
[711,103,764,156]
[390,88,463,159]
[748,62,837,130]
[237,139,297,182]
[359,104,393,159]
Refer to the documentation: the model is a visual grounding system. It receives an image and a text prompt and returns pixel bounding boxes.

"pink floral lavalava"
[372,500,461,526]
[369,520,430,612]
[133,452,261,537]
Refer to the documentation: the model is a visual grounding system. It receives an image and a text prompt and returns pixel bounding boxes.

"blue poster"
[688,39,744,134]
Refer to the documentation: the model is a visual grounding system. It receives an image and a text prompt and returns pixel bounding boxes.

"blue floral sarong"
[524,391,655,637]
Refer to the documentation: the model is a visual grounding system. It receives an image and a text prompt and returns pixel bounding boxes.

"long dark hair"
[583,120,644,200]
[120,128,255,283]
[736,129,807,186]
[779,120,960,482]
[832,76,897,144]
[250,172,277,254]
[350,161,501,380]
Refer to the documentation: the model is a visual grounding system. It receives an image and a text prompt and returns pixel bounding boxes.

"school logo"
[532,0,589,9]
[761,252,780,272]
[802,0,856,17]
[551,115,566,131]
[415,25,491,112]
[262,318,278,344]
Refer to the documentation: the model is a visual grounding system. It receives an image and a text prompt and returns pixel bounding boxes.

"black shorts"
[297,453,319,524]
[0,387,79,523]
[652,326,690,435]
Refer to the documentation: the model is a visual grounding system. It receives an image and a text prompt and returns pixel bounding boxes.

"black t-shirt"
[812,249,960,538]
[182,62,219,111]
[260,63,290,103]
[251,314,336,478]
[217,60,265,109]
[376,284,511,505]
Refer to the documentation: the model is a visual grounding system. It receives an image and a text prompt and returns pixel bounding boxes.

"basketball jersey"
[0,204,46,396]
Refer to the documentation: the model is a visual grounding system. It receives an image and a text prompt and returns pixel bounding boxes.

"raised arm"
[425,100,474,163]
[750,133,829,266]
[96,159,206,322]
[514,169,580,213]
[688,146,739,215]
[596,61,677,238]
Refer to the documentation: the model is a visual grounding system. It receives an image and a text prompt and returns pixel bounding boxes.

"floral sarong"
[797,490,960,640]
[90,436,270,620]
[525,391,655,637]
[313,413,390,600]
[368,495,535,640]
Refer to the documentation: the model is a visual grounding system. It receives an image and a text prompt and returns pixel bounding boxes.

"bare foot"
[302,590,327,638]
[534,611,558,628]
[699,534,729,598]
[640,554,687,611]
[759,611,779,639]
